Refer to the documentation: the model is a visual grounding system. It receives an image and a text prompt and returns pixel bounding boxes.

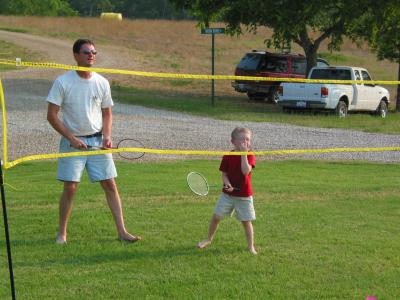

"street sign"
[201,28,225,34]
[201,28,225,106]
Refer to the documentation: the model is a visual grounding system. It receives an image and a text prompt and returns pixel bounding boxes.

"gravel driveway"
[1,78,400,164]
[0,30,399,164]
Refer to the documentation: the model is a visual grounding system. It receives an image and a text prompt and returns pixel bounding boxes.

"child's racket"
[186,172,239,196]
[186,172,212,196]
[86,138,145,160]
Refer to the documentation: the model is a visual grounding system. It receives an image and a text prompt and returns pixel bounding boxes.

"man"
[46,38,140,244]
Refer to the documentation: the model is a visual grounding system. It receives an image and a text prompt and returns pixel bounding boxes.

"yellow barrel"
[100,13,122,21]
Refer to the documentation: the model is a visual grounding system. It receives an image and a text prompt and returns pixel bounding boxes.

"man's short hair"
[231,127,252,140]
[73,39,95,54]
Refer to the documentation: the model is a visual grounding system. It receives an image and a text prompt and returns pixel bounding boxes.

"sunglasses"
[81,49,97,55]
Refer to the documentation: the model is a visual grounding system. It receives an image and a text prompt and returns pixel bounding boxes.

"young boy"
[197,127,257,254]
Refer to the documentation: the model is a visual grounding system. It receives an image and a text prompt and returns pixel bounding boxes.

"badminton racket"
[186,171,239,196]
[84,138,145,160]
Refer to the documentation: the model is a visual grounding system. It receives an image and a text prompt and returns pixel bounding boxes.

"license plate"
[238,84,245,89]
[296,101,307,108]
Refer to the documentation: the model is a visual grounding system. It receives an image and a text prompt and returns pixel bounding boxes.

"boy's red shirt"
[219,154,256,197]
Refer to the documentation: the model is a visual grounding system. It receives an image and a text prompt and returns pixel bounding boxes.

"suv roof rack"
[250,50,305,57]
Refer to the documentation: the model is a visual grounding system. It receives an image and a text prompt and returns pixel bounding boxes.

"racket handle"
[223,186,240,192]
[69,144,100,150]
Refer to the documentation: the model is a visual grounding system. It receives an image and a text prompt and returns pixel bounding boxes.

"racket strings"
[85,139,145,160]
[187,172,209,196]
[117,139,145,160]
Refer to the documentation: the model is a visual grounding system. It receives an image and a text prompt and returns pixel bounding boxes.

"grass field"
[0,160,399,299]
[0,16,399,300]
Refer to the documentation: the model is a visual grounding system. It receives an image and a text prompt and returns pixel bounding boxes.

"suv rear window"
[259,56,288,73]
[292,58,306,74]
[237,53,263,70]
[237,53,290,73]
[310,69,351,80]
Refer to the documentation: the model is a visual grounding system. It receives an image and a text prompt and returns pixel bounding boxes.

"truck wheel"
[247,92,266,101]
[267,88,279,104]
[375,100,388,118]
[281,107,292,114]
[335,100,348,117]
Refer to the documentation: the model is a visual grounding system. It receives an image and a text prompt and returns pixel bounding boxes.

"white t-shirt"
[46,70,113,136]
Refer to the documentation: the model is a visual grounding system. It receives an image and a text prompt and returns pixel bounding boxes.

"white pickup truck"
[277,66,390,117]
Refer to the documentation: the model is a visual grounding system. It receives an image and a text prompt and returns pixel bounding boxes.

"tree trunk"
[297,28,325,75]
[89,4,93,17]
[397,62,400,112]
[304,45,318,76]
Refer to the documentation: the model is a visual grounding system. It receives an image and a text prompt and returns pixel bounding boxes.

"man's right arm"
[47,103,86,149]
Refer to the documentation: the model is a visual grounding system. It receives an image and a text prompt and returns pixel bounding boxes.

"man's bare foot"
[249,247,258,255]
[119,232,141,243]
[197,239,212,249]
[56,235,67,245]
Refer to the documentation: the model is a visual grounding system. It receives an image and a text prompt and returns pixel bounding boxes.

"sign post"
[201,28,225,106]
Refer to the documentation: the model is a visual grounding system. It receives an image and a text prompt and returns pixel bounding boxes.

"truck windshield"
[310,69,351,80]
[237,53,263,70]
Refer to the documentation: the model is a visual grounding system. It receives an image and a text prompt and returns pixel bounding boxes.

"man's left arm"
[102,107,113,148]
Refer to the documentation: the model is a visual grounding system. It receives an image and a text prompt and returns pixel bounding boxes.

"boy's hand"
[223,184,234,192]
[238,141,249,152]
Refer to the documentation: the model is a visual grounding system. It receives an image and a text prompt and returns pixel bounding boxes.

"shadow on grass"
[12,242,223,268]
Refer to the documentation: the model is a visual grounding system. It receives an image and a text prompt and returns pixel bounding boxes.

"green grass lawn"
[113,85,400,134]
[0,159,399,299]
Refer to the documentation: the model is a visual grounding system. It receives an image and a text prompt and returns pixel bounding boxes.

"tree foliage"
[355,1,400,63]
[0,0,191,18]
[67,0,115,17]
[351,1,400,110]
[114,0,189,19]
[0,0,77,16]
[66,0,190,19]
[170,0,377,73]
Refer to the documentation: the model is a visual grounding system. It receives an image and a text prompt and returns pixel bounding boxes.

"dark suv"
[232,51,329,103]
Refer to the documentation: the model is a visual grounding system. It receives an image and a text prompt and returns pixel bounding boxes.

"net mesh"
[1,61,400,169]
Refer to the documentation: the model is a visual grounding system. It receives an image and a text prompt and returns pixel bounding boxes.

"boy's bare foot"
[249,247,258,255]
[56,235,67,245]
[119,232,141,243]
[197,239,212,249]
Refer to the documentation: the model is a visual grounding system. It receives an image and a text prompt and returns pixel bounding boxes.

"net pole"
[211,32,215,106]
[0,80,8,166]
[0,162,16,300]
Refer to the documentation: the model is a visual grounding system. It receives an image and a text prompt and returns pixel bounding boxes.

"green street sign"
[201,28,225,106]
[201,28,225,34]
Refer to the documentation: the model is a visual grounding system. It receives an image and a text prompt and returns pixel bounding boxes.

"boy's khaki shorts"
[214,193,256,221]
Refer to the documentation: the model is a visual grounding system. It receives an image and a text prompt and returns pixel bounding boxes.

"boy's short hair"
[73,39,95,54]
[231,127,252,139]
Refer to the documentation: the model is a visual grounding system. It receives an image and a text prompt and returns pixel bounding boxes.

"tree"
[350,1,400,111]
[114,0,190,19]
[170,0,373,73]
[66,0,191,19]
[68,0,114,16]
[1,0,77,16]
